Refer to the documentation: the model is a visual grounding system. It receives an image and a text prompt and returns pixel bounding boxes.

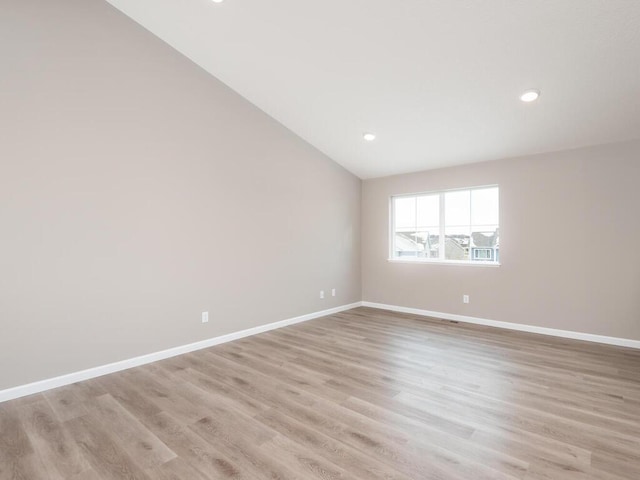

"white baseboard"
[362,301,640,350]
[5,300,636,403]
[0,302,362,404]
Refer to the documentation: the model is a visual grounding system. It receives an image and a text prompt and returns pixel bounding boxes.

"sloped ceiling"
[105,0,640,178]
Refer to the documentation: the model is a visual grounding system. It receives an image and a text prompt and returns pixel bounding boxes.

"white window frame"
[389,185,500,266]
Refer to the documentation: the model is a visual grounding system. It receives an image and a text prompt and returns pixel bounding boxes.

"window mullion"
[439,192,445,260]
[414,197,418,257]
[469,190,473,262]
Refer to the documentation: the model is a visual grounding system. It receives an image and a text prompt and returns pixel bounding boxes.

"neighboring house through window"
[391,186,499,264]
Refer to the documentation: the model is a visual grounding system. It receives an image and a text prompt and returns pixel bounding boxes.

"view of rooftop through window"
[392,186,499,263]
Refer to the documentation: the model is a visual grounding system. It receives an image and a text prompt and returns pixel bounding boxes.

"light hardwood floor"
[2,306,640,479]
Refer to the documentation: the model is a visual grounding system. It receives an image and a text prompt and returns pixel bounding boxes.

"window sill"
[388,258,500,267]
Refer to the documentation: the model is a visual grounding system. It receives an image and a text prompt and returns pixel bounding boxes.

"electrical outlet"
[202,312,209,323]
[463,295,469,304]
[331,288,336,297]
[320,290,325,299]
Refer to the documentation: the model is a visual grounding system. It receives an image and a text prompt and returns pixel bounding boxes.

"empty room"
[1,0,640,479]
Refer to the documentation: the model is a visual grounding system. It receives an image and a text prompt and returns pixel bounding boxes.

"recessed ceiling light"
[211,0,224,3]
[363,133,376,142]
[520,89,540,102]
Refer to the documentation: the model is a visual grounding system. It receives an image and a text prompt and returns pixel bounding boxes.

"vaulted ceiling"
[106,0,640,178]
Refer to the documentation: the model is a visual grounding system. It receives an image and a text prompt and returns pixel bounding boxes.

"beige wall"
[362,140,640,341]
[0,0,361,391]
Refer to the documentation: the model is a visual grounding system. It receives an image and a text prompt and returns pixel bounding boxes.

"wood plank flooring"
[2,306,640,479]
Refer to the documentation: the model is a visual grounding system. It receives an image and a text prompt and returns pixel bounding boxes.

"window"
[391,186,499,264]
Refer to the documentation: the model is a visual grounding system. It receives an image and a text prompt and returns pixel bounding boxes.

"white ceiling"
[105,0,640,179]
